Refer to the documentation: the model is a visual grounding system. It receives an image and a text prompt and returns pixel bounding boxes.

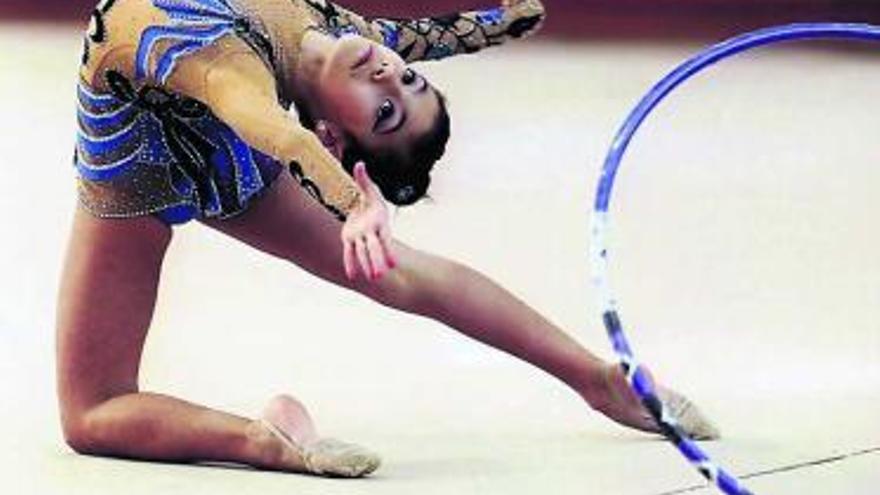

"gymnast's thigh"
[199,171,408,297]
[56,206,172,416]
[200,171,356,286]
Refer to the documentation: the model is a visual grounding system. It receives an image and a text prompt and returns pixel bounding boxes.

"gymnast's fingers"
[377,223,397,269]
[366,233,388,279]
[353,162,382,202]
[355,236,373,281]
[342,238,356,280]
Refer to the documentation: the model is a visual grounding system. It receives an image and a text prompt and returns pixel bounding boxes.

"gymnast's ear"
[314,120,347,161]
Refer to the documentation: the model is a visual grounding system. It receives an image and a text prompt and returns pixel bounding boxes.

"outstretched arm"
[304,0,546,63]
[166,43,396,279]
[170,46,360,221]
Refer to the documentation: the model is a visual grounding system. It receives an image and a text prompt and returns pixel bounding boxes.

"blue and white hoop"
[590,23,880,495]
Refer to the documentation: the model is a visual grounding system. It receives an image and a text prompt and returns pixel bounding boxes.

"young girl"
[58,0,717,479]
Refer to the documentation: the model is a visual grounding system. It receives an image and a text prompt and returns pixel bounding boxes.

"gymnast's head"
[291,32,450,206]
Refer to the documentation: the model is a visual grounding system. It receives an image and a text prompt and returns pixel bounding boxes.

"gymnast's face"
[313,36,441,156]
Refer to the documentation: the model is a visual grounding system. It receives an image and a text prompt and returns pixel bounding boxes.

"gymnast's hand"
[341,162,398,281]
[501,0,545,17]
[501,0,540,8]
[500,0,546,39]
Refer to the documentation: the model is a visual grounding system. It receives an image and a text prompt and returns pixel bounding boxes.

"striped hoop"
[591,23,880,495]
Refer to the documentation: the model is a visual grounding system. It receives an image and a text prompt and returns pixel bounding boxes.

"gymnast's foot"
[246,394,381,477]
[587,365,721,441]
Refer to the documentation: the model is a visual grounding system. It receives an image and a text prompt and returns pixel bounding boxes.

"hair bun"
[394,184,417,204]
[390,172,432,206]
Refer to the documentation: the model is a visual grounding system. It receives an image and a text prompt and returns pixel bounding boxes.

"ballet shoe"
[259,394,381,477]
[656,387,721,441]
[602,365,721,440]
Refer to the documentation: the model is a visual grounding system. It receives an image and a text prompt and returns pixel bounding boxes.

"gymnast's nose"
[371,61,393,82]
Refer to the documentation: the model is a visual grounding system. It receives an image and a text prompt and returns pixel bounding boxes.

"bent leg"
[55,207,310,469]
[201,173,721,437]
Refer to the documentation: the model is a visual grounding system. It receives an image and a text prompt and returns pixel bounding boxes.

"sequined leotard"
[75,0,546,225]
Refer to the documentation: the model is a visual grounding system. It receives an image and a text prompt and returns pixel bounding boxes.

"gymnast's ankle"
[574,363,632,409]
[244,419,291,470]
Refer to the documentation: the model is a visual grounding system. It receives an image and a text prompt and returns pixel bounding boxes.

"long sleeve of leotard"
[303,0,546,63]
[165,39,361,221]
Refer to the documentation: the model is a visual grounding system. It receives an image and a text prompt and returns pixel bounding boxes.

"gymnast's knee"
[363,252,456,315]
[61,407,103,455]
[352,266,416,311]
[58,391,135,456]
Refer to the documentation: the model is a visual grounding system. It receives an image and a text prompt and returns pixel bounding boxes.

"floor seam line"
[651,446,880,495]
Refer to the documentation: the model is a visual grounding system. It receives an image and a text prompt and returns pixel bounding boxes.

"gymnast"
[58,0,718,478]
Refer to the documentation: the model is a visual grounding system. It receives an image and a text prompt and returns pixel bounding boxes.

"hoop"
[590,23,880,495]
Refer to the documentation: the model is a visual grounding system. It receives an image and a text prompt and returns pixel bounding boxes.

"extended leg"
[202,172,718,438]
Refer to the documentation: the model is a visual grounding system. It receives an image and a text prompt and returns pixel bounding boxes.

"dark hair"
[294,91,450,207]
[342,91,449,206]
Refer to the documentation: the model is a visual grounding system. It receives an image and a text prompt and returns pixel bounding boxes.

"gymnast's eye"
[402,68,417,85]
[376,99,395,125]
